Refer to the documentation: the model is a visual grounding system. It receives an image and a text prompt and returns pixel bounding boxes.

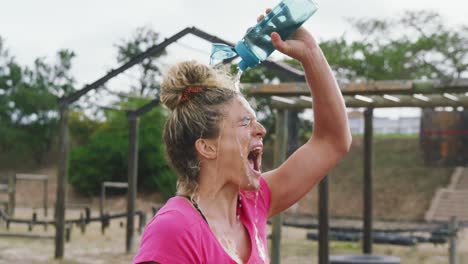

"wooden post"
[363,108,373,254]
[55,102,69,258]
[44,179,48,217]
[85,207,91,224]
[8,172,15,216]
[101,213,110,234]
[126,114,139,253]
[138,211,147,235]
[286,111,299,155]
[270,109,288,264]
[449,216,459,264]
[100,183,105,218]
[44,178,48,217]
[318,176,329,264]
[29,211,37,232]
[65,225,71,243]
[80,212,86,234]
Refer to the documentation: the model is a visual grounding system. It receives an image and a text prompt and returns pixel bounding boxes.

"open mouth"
[247,147,262,173]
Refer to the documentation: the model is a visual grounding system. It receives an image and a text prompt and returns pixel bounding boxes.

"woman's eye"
[241,117,252,126]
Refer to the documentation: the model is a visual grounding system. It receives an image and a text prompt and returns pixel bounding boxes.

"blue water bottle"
[235,0,318,70]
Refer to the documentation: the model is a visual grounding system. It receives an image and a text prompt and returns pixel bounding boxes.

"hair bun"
[160,61,235,110]
[161,61,212,110]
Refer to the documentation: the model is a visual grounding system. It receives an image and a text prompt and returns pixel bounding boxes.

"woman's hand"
[257,8,319,62]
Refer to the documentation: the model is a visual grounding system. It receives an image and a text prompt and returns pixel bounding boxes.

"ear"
[195,138,217,160]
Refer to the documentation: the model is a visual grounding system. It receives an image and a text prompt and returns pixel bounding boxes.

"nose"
[254,121,267,138]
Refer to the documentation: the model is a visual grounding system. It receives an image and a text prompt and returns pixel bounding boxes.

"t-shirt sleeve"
[133,211,201,264]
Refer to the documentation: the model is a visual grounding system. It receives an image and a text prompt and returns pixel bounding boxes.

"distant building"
[348,111,419,135]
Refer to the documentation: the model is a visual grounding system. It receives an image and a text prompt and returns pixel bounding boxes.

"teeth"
[248,147,262,162]
[251,147,262,153]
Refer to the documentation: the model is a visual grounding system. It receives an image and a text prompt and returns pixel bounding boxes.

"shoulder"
[133,198,204,264]
[148,210,195,234]
[143,197,204,238]
[153,196,203,226]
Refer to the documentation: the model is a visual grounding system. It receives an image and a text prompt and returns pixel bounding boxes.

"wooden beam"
[242,79,468,97]
[16,174,48,181]
[103,182,129,188]
[270,93,468,109]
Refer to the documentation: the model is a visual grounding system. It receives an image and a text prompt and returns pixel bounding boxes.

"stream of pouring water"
[234,69,243,92]
[206,56,266,262]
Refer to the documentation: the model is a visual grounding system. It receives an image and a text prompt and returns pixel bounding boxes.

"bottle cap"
[235,41,260,71]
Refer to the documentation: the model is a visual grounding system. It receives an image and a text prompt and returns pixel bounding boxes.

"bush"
[69,100,177,200]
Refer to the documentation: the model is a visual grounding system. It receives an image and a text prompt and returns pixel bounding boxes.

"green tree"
[115,26,167,96]
[316,10,468,81]
[69,98,176,200]
[0,37,76,165]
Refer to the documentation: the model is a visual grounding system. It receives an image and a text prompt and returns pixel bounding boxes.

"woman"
[133,9,352,264]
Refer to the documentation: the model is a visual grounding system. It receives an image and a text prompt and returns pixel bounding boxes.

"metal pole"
[55,103,69,258]
[449,216,458,264]
[271,109,288,264]
[363,107,373,254]
[126,114,139,253]
[318,175,329,264]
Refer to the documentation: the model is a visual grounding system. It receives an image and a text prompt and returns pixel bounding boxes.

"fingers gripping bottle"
[236,0,318,70]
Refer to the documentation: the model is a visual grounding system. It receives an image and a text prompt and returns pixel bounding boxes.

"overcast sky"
[1,0,467,117]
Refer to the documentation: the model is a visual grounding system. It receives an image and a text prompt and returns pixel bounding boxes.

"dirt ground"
[1,207,467,264]
[1,166,467,263]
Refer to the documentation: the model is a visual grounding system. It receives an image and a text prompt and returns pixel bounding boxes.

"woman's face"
[215,95,266,190]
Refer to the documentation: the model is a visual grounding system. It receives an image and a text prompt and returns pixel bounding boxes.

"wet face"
[215,95,266,190]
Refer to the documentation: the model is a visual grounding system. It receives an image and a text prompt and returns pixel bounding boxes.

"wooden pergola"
[243,79,468,264]
[245,79,468,108]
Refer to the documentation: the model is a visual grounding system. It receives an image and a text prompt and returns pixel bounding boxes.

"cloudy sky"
[1,0,467,116]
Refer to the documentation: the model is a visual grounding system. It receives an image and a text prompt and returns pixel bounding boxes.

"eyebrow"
[238,116,251,122]
[239,113,256,120]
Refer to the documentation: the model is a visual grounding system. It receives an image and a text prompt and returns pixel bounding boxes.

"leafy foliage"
[69,99,176,200]
[318,11,468,81]
[0,37,75,165]
[115,26,167,96]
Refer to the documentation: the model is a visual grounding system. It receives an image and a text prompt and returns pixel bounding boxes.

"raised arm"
[263,26,352,217]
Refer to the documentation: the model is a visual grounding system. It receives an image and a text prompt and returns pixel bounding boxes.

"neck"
[195,164,240,227]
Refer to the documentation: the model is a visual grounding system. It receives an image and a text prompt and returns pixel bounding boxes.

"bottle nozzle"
[238,60,249,71]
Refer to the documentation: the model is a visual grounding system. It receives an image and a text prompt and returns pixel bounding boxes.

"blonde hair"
[160,61,238,196]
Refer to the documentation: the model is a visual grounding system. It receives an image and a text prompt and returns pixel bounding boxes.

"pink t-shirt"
[133,177,271,264]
